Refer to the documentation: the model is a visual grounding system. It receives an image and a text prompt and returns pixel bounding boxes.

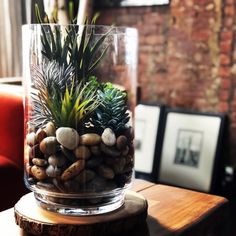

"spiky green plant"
[31,61,101,129]
[30,5,112,129]
[92,83,130,133]
[35,4,112,81]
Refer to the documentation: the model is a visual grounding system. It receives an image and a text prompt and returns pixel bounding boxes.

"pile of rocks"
[26,122,134,194]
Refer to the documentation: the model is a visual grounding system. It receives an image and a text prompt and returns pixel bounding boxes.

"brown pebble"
[116,135,128,150]
[32,158,48,167]
[45,122,56,136]
[80,133,101,146]
[61,160,85,181]
[74,169,96,184]
[90,145,101,156]
[74,146,91,160]
[31,165,47,180]
[29,144,44,159]
[122,146,129,156]
[39,137,57,155]
[100,143,121,157]
[36,128,47,143]
[124,127,134,141]
[98,165,115,179]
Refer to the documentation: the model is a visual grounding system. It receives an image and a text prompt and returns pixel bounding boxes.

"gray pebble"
[101,128,116,146]
[48,154,66,167]
[46,165,62,177]
[26,132,36,146]
[56,127,79,150]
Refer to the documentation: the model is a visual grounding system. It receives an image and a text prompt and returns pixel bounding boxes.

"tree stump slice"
[14,191,148,236]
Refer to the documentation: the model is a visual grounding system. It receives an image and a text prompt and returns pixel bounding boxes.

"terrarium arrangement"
[22,9,138,215]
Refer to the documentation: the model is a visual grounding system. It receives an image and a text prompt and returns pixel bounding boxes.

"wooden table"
[0,179,229,236]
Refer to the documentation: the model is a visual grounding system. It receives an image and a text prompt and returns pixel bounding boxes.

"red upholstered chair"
[0,85,28,211]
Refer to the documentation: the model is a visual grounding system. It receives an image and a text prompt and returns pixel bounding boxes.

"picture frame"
[157,109,225,193]
[94,0,169,8]
[134,104,164,181]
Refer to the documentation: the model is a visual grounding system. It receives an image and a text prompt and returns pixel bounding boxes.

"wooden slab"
[14,191,148,236]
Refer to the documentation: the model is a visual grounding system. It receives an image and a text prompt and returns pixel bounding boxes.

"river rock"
[26,132,36,146]
[124,126,134,141]
[116,135,128,150]
[98,165,115,179]
[35,128,47,143]
[80,133,101,146]
[46,165,62,177]
[31,165,47,180]
[48,154,66,167]
[100,143,121,157]
[36,181,58,192]
[29,144,44,159]
[39,137,57,155]
[45,121,56,136]
[32,158,48,167]
[61,146,77,163]
[61,160,85,181]
[101,128,116,146]
[56,127,79,150]
[86,156,103,169]
[122,146,129,156]
[74,145,91,160]
[90,145,101,156]
[86,177,107,192]
[111,157,126,174]
[74,169,96,184]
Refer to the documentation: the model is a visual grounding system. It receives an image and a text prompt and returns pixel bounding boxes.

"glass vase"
[22,24,138,215]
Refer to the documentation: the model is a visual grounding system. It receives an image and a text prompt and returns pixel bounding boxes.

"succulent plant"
[92,83,130,133]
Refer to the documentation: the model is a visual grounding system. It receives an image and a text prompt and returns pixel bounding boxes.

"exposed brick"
[225,0,234,5]
[220,31,233,42]
[219,102,229,112]
[219,90,230,101]
[220,54,231,65]
[224,6,235,16]
[221,78,232,89]
[220,41,232,53]
[223,17,234,28]
[192,30,211,41]
[145,35,165,45]
[219,67,231,78]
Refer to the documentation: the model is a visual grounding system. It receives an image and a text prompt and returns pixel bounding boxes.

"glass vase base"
[34,192,125,216]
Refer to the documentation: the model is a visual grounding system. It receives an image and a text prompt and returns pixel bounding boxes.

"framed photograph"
[158,109,225,193]
[134,104,164,181]
[94,0,169,8]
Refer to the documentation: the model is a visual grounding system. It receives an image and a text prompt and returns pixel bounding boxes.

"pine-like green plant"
[92,83,130,133]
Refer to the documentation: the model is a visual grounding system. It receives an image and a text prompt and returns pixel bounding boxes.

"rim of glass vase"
[22,24,138,36]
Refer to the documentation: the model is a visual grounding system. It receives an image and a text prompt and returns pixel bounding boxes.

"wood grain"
[0,180,229,236]
[14,191,148,236]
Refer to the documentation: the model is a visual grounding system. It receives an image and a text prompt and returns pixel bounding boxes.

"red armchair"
[0,85,28,211]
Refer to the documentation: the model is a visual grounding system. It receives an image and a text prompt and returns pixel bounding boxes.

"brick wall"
[96,1,236,166]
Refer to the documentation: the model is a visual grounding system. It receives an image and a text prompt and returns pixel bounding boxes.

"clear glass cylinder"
[22,24,138,215]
